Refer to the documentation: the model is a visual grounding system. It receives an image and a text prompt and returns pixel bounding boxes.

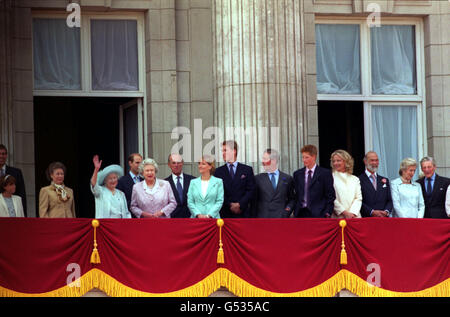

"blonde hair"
[330,149,354,174]
[399,158,417,176]
[199,154,216,175]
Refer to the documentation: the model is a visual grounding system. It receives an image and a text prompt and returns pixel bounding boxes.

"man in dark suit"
[0,144,27,217]
[293,144,335,218]
[417,157,450,219]
[359,151,393,217]
[214,140,256,218]
[254,149,295,218]
[165,153,195,218]
[117,153,143,217]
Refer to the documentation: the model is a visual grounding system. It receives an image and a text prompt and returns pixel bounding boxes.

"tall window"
[315,19,425,180]
[33,19,81,90]
[32,14,145,96]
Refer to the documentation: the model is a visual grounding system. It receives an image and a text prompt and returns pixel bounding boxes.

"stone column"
[213,0,307,173]
[424,2,450,176]
[0,0,13,150]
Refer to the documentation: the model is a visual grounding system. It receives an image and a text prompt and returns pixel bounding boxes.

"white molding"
[32,91,144,97]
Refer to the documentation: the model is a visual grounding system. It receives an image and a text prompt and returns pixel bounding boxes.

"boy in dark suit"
[214,140,255,218]
[293,144,335,218]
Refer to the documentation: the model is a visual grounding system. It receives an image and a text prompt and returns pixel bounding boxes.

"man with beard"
[359,151,393,218]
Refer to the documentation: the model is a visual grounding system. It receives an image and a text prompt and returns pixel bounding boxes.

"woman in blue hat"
[90,155,131,219]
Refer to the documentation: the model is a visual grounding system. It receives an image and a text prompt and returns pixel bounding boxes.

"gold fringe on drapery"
[90,219,101,264]
[216,219,225,264]
[1,268,448,297]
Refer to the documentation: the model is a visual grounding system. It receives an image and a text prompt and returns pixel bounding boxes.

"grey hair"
[168,153,184,163]
[399,158,417,176]
[363,151,378,161]
[420,156,436,167]
[264,148,280,163]
[140,158,159,174]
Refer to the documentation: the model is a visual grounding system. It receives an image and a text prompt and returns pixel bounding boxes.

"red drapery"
[0,218,448,296]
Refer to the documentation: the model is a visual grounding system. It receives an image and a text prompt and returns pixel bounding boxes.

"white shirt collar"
[172,173,184,184]
[365,169,377,179]
[306,164,317,174]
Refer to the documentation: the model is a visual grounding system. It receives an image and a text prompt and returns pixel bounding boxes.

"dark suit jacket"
[5,165,27,217]
[165,173,195,218]
[359,173,393,217]
[214,163,256,218]
[117,173,144,217]
[254,171,295,218]
[293,166,335,218]
[417,174,450,219]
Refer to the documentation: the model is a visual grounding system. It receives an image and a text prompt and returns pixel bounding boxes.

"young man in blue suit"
[358,151,393,217]
[165,153,195,218]
[293,144,335,218]
[117,153,143,217]
[214,140,256,218]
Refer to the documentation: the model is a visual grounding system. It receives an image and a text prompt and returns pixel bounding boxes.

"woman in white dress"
[0,175,25,217]
[390,158,425,218]
[330,149,362,219]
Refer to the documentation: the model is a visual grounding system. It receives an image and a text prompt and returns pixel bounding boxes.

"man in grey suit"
[253,149,295,218]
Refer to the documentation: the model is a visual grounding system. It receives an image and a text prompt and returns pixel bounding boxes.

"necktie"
[304,170,312,207]
[270,173,277,190]
[370,174,377,190]
[426,178,432,197]
[229,164,235,179]
[0,168,4,178]
[176,176,184,203]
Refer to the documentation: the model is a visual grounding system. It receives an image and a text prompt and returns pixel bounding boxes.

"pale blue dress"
[91,183,131,219]
[390,178,425,218]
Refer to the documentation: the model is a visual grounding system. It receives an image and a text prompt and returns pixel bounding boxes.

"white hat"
[97,165,123,186]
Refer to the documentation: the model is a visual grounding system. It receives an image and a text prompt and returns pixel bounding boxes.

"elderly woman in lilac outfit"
[130,158,176,218]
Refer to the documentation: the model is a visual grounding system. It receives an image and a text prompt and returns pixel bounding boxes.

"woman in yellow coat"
[39,162,76,218]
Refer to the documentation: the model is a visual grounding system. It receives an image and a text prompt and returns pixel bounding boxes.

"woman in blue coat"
[187,155,224,219]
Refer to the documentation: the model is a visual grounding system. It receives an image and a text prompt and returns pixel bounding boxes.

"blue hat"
[97,165,123,186]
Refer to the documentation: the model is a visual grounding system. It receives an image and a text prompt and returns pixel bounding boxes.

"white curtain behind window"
[91,20,139,91]
[372,106,418,181]
[33,19,81,90]
[315,24,361,94]
[371,25,416,95]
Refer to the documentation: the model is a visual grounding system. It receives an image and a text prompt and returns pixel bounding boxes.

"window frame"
[315,17,424,101]
[315,17,427,159]
[31,11,146,98]
[364,101,424,163]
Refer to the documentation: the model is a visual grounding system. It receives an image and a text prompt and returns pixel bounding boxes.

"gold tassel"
[339,220,347,265]
[216,219,225,264]
[90,219,101,264]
